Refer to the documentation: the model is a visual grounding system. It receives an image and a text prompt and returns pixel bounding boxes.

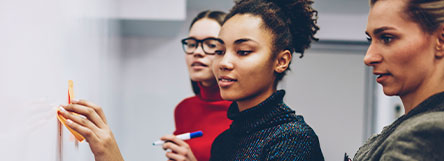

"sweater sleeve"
[209,130,231,161]
[381,112,444,161]
[173,99,189,135]
[263,128,324,161]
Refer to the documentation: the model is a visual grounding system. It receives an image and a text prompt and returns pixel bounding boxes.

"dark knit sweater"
[210,90,324,161]
[353,91,444,160]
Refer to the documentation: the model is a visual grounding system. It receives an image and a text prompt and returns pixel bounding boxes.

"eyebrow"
[233,38,258,45]
[186,36,217,40]
[366,26,396,36]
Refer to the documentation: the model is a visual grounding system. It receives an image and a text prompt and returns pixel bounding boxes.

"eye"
[380,34,394,44]
[187,43,197,48]
[207,44,216,48]
[366,36,372,42]
[237,50,252,56]
[215,50,225,55]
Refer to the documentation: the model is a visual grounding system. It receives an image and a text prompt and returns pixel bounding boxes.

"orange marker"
[56,80,85,142]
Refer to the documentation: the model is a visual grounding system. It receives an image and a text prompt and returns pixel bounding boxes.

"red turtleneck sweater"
[173,83,232,161]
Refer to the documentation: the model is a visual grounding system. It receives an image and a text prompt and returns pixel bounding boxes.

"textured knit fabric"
[174,83,232,161]
[210,90,324,161]
[353,91,444,161]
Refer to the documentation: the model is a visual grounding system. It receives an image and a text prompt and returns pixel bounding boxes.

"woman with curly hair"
[162,0,324,160]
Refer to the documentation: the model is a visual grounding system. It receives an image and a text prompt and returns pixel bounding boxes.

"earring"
[437,38,443,51]
[279,66,287,73]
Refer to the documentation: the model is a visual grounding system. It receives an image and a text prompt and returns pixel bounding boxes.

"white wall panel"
[0,0,120,160]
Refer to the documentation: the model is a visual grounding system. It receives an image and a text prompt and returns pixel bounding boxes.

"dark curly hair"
[188,10,227,95]
[225,0,319,82]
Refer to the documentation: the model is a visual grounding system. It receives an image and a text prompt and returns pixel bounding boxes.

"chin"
[190,74,214,82]
[382,88,399,96]
[220,89,240,101]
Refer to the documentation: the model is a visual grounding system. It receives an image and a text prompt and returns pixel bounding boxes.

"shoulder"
[270,119,320,146]
[174,96,200,112]
[173,96,200,129]
[393,110,444,137]
[177,96,200,106]
[211,130,230,147]
[210,130,231,159]
[382,111,444,160]
[263,118,323,160]
[275,116,318,138]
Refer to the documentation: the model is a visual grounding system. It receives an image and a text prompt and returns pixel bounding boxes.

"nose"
[217,52,234,72]
[192,44,205,58]
[364,43,383,66]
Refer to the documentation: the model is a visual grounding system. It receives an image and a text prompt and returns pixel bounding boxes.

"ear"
[436,25,444,58]
[274,50,292,73]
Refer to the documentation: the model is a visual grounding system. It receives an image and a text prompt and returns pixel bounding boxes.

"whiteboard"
[0,0,120,160]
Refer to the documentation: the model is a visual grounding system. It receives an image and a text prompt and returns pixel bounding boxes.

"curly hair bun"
[271,0,319,54]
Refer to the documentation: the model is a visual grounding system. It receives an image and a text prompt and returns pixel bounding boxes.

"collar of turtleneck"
[227,90,298,135]
[197,82,224,101]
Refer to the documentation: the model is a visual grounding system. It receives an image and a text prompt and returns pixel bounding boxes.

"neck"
[200,79,217,87]
[400,67,444,114]
[236,87,276,112]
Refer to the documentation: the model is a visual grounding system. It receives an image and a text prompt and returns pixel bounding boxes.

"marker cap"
[190,131,203,138]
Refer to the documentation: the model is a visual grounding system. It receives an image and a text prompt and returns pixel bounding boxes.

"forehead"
[366,0,411,33]
[189,18,221,38]
[219,14,272,43]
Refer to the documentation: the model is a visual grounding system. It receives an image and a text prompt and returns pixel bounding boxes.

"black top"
[210,90,324,161]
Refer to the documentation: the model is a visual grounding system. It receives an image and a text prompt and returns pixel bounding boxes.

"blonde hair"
[370,0,444,34]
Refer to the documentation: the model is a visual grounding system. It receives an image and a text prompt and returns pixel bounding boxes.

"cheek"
[391,39,432,72]
[185,55,193,66]
[239,57,275,85]
[205,56,215,67]
[211,58,221,76]
[388,39,433,90]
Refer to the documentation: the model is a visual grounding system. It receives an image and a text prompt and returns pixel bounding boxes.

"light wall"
[282,47,367,160]
[0,0,121,160]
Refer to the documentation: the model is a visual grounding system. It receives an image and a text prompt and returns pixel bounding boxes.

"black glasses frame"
[181,37,223,55]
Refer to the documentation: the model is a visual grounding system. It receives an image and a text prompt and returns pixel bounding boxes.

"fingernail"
[66,119,73,124]
[59,106,66,112]
[78,115,87,119]
[71,99,79,103]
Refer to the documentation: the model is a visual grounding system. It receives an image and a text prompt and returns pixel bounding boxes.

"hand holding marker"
[153,131,203,146]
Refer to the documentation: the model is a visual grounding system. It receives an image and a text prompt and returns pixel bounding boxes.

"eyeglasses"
[181,37,224,55]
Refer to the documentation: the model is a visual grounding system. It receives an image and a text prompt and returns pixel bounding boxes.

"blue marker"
[153,131,203,146]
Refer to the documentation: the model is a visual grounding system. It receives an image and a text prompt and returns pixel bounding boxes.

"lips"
[218,76,237,88]
[191,62,208,67]
[374,72,391,83]
[377,73,390,78]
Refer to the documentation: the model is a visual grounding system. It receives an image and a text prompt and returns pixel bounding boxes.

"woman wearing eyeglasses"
[163,0,324,160]
[57,10,231,161]
[159,10,232,161]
